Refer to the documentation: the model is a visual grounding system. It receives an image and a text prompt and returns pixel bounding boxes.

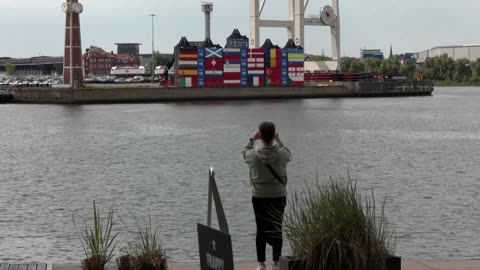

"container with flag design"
[264,48,282,87]
[223,48,242,87]
[177,48,198,88]
[204,47,224,87]
[281,49,289,86]
[287,48,304,86]
[247,48,265,87]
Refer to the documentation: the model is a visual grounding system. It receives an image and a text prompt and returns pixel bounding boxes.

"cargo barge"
[6,80,434,104]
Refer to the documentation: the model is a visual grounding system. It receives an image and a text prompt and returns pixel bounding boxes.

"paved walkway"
[53,260,480,270]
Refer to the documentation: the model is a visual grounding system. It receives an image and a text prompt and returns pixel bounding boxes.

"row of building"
[360,44,480,64]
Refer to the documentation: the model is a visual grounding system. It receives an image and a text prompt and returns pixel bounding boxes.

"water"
[0,87,479,263]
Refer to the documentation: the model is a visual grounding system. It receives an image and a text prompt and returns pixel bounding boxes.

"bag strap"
[265,163,285,186]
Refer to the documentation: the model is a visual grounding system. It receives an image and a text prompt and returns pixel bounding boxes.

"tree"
[424,54,455,81]
[6,63,14,76]
[453,58,471,82]
[364,58,383,74]
[153,52,174,67]
[399,60,416,79]
[470,58,480,83]
[348,59,365,73]
[340,57,353,72]
[380,57,401,75]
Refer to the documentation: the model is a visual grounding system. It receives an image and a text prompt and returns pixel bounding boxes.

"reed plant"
[117,212,168,270]
[73,201,118,270]
[282,175,395,270]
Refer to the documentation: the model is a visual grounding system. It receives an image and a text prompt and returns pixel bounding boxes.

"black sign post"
[197,168,234,270]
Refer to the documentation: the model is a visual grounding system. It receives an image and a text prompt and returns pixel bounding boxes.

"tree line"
[340,57,416,79]
[341,54,480,83]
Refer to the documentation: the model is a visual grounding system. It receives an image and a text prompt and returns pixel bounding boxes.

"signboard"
[197,223,234,270]
[198,168,233,270]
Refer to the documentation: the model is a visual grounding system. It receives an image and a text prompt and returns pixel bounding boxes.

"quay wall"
[7,81,434,104]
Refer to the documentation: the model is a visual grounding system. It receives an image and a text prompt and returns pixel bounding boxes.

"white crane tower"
[250,0,340,70]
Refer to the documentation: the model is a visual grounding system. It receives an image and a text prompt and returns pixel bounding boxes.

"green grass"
[73,201,118,270]
[282,175,395,270]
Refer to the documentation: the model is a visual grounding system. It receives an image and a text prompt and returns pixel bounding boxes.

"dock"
[5,80,434,104]
[0,90,14,103]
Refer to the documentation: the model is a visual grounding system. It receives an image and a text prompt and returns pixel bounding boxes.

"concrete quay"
[52,260,480,270]
[6,80,434,104]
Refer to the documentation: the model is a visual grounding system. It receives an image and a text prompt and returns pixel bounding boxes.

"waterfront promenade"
[53,261,480,270]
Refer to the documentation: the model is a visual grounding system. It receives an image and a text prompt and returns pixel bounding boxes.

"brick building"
[82,46,116,76]
[82,46,141,77]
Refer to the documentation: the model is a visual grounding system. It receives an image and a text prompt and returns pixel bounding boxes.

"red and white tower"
[62,0,84,88]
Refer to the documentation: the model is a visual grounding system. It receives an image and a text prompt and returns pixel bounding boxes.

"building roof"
[431,44,480,50]
[83,47,116,59]
[114,43,142,45]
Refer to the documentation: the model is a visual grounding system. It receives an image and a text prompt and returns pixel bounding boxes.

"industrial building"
[415,44,480,63]
[361,49,384,60]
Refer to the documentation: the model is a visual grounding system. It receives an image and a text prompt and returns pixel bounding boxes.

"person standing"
[242,121,292,270]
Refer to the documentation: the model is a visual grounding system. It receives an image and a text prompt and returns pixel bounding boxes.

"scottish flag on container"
[197,48,205,88]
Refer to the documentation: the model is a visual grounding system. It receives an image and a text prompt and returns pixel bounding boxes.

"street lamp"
[149,14,156,83]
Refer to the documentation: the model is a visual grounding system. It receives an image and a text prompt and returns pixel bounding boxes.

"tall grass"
[73,201,118,270]
[117,212,168,270]
[282,175,395,270]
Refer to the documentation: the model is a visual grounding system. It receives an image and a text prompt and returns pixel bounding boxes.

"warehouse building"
[415,44,480,63]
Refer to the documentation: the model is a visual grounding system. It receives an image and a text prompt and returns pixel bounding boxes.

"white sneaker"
[255,264,266,270]
[271,264,279,270]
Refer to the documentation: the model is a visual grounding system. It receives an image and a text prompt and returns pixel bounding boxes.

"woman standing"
[242,121,292,270]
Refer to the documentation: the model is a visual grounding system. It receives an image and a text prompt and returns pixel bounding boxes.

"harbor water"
[0,86,479,263]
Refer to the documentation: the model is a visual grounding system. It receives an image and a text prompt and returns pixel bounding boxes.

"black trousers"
[252,196,287,262]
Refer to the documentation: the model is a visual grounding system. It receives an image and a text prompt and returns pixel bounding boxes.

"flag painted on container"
[177,48,198,88]
[205,48,224,87]
[265,48,282,87]
[247,48,265,87]
[287,48,304,86]
[197,48,205,88]
[223,48,242,87]
[178,77,198,88]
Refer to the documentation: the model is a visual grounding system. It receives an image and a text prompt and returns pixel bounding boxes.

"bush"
[117,212,168,270]
[283,175,395,270]
[73,201,118,270]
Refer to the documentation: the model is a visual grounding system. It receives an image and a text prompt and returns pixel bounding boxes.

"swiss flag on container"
[205,58,224,72]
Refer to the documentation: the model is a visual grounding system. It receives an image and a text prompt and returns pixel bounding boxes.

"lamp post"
[149,14,156,83]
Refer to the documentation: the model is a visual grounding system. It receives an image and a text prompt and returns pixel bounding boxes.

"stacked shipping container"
[287,48,305,86]
[205,48,224,87]
[174,35,305,88]
[177,48,198,88]
[264,48,282,87]
[247,48,265,87]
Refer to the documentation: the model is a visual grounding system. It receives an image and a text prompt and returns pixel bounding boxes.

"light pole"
[149,14,156,83]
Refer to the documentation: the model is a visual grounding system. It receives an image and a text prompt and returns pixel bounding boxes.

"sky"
[0,0,479,58]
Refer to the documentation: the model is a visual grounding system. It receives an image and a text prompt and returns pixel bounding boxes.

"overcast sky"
[0,0,479,58]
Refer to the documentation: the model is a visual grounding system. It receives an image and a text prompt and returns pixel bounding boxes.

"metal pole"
[149,14,156,83]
